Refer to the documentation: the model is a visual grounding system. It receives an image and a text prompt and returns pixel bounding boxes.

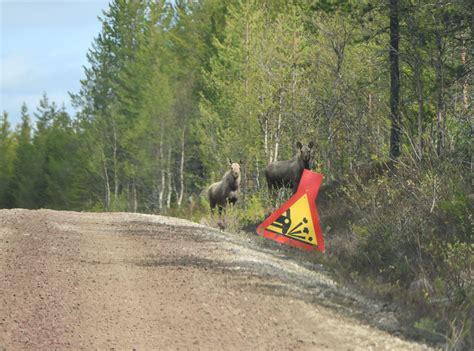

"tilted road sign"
[257,170,325,252]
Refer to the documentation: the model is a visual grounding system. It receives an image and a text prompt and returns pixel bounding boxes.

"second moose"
[207,160,242,215]
[265,141,314,194]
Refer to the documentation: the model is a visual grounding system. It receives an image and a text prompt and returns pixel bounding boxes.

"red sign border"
[256,170,325,252]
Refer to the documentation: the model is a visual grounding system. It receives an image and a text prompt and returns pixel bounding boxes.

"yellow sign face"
[265,193,318,245]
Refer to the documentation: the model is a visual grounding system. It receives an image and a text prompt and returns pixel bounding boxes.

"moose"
[207,160,242,215]
[265,141,314,194]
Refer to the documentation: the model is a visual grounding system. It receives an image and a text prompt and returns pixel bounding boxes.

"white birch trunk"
[166,148,172,209]
[274,92,283,162]
[177,126,186,207]
[264,117,269,161]
[132,179,137,213]
[102,149,110,211]
[158,131,164,211]
[112,121,119,201]
[255,154,260,189]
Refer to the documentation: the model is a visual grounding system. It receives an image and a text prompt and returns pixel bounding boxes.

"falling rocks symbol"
[257,170,325,252]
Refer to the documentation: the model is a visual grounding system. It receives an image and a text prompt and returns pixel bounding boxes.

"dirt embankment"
[0,209,432,350]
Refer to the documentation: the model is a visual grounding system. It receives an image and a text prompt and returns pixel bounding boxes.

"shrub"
[323,155,473,349]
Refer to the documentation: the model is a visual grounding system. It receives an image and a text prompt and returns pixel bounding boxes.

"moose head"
[296,141,314,165]
[228,159,242,179]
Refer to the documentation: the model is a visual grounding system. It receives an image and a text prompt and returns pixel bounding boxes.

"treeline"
[1,0,471,212]
[0,0,471,212]
[0,0,472,347]
[0,100,87,209]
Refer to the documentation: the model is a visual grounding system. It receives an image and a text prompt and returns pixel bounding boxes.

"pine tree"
[11,104,35,208]
[71,0,150,210]
[0,111,16,208]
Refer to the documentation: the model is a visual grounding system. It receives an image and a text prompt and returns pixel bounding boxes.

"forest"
[0,0,472,348]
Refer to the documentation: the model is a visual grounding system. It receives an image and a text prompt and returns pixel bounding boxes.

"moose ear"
[229,158,232,165]
[308,141,314,148]
[296,141,303,149]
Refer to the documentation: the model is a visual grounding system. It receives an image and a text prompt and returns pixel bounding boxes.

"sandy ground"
[0,209,433,350]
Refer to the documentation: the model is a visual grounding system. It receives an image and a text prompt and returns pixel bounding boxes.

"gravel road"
[0,209,432,350]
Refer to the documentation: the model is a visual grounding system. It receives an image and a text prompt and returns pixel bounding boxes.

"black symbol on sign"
[287,217,312,241]
[267,210,312,242]
[268,209,292,235]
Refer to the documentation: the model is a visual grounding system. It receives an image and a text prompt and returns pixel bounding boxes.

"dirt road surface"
[0,209,432,350]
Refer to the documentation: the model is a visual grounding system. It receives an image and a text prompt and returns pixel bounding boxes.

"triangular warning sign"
[265,194,318,245]
[257,170,325,252]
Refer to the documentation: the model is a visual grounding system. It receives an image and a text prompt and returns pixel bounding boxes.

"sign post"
[256,170,325,252]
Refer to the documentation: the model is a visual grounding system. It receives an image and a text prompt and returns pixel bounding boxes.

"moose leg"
[228,193,238,208]
[217,204,225,216]
[291,182,298,194]
[268,184,280,211]
[209,200,217,215]
[292,177,301,194]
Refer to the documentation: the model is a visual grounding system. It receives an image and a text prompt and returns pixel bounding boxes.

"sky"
[0,0,110,127]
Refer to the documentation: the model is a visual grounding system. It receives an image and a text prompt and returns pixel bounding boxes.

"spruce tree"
[0,111,15,208]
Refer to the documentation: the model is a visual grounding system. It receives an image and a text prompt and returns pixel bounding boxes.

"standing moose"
[265,141,314,194]
[207,160,241,215]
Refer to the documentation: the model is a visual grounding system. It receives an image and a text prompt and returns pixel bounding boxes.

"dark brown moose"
[265,141,314,194]
[208,160,241,215]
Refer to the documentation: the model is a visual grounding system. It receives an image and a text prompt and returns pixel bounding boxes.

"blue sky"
[1,0,110,127]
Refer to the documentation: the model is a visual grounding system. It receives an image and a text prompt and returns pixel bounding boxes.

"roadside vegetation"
[0,1,472,349]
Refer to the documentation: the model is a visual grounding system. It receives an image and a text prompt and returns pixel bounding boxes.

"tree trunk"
[255,154,260,190]
[263,117,269,162]
[415,65,424,161]
[327,125,333,173]
[434,32,445,156]
[132,178,137,213]
[274,92,283,162]
[407,15,424,161]
[389,0,401,159]
[158,130,164,211]
[368,93,372,115]
[461,37,468,111]
[102,149,110,211]
[177,126,186,207]
[112,121,119,201]
[166,148,172,209]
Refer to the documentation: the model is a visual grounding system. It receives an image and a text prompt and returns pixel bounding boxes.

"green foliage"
[0,111,16,208]
[415,317,437,334]
[326,157,473,349]
[234,193,266,225]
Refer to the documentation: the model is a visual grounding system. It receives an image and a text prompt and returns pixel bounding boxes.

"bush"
[323,156,473,349]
